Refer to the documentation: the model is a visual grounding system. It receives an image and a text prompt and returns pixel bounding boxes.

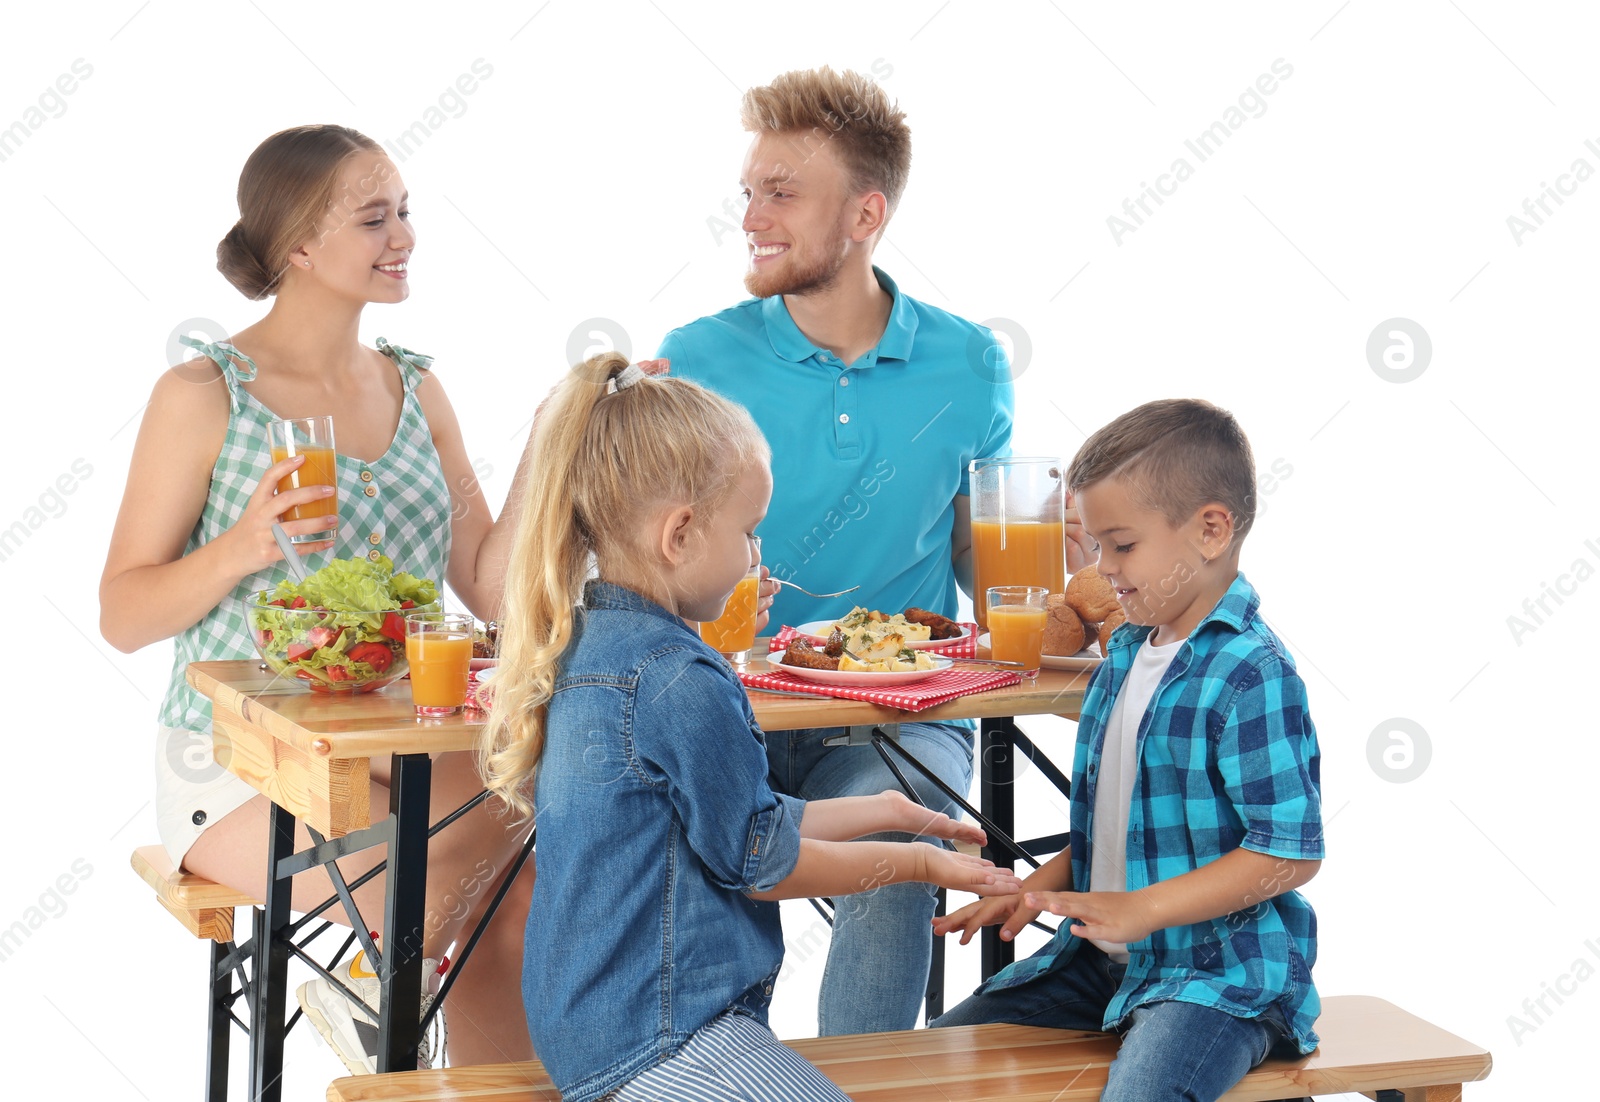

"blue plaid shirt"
[983,572,1324,1052]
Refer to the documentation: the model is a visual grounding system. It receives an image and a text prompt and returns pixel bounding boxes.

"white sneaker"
[296,938,448,1074]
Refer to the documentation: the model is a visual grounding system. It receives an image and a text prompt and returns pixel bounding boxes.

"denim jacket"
[522,581,806,1102]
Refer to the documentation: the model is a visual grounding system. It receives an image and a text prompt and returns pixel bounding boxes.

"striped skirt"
[612,1011,849,1101]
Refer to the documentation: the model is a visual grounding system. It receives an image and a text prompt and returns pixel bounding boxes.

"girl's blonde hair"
[479,354,770,818]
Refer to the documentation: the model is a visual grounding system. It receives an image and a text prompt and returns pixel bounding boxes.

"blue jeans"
[932,943,1301,1102]
[766,721,974,1036]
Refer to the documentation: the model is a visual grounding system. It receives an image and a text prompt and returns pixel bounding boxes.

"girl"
[480,354,1023,1102]
[100,125,535,1073]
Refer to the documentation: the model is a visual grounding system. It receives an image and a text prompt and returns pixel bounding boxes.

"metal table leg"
[378,753,432,1073]
[979,716,1016,977]
[249,800,296,1102]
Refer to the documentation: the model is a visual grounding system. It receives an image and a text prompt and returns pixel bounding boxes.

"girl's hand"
[221,455,337,574]
[914,843,1023,897]
[1025,889,1157,945]
[881,790,987,848]
[932,892,1041,945]
[753,565,777,635]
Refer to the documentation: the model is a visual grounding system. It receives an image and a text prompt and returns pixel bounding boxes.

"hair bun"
[216,221,279,300]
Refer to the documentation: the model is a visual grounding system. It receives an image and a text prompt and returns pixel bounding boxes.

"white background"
[2,1,1591,1098]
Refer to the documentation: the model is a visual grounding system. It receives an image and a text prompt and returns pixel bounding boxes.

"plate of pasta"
[769,650,954,687]
[795,606,970,652]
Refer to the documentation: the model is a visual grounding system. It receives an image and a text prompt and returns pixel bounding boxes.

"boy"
[931,399,1323,1102]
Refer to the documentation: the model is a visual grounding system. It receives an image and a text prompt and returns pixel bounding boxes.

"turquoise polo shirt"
[657,267,1014,630]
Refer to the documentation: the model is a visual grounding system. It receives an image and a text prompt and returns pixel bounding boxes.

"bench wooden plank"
[131,845,260,910]
[131,845,260,943]
[325,995,1491,1101]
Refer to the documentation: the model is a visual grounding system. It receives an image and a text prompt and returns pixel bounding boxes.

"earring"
[304,262,312,268]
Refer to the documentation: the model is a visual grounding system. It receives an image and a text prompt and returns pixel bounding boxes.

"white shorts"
[154,724,260,868]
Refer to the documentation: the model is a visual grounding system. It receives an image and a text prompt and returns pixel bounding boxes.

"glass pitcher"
[969,457,1067,631]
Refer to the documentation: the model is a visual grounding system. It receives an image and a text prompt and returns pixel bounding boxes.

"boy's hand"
[932,893,1041,945]
[916,844,1023,897]
[884,791,988,848]
[1026,890,1158,945]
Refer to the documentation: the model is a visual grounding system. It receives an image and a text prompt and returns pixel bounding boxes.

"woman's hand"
[913,843,1023,897]
[218,454,337,574]
[932,892,1041,945]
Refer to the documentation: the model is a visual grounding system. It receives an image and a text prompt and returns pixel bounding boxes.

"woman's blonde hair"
[479,354,770,818]
[218,124,385,299]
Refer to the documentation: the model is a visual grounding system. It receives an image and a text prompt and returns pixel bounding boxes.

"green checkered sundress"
[157,336,454,732]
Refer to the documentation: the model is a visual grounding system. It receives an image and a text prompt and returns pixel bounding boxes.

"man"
[657,66,1034,1035]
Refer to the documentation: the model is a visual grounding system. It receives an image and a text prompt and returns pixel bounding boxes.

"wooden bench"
[131,844,260,941]
[325,994,1491,1101]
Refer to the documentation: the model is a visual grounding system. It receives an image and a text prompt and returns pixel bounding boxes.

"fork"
[772,579,862,599]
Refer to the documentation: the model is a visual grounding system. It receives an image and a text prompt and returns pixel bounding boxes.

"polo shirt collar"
[758,266,918,366]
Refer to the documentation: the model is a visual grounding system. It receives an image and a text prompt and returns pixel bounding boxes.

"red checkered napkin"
[738,665,1020,712]
[768,622,980,659]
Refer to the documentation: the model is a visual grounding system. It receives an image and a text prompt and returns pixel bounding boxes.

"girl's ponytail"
[479,354,625,818]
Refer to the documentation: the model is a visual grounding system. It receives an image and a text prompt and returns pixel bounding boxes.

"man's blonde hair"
[741,66,912,215]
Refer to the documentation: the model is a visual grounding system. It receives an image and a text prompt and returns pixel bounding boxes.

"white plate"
[793,619,972,651]
[977,633,1102,671]
[769,653,954,687]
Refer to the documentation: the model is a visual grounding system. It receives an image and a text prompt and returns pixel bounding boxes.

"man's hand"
[932,892,1041,945]
[1025,890,1158,945]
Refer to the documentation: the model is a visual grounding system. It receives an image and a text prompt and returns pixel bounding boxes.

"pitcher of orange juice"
[969,458,1066,632]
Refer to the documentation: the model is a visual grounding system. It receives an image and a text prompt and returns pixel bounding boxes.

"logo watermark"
[1505,538,1600,645]
[1365,318,1431,383]
[1366,718,1431,783]
[382,59,496,163]
[1107,58,1294,245]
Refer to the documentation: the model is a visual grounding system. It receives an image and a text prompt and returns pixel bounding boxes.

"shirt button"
[839,413,850,424]
[367,549,382,562]
[364,485,377,497]
[369,532,383,545]
[839,377,849,387]
[360,470,373,483]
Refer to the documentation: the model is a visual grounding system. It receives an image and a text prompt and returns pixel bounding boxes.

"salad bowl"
[246,555,440,694]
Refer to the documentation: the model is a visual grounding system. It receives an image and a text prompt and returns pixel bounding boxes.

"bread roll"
[1043,593,1087,656]
[1065,566,1119,622]
[1097,607,1127,657]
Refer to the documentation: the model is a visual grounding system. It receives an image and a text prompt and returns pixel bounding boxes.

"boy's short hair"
[1067,399,1259,543]
[740,66,912,216]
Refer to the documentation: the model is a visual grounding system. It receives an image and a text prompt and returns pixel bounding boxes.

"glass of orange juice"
[406,612,474,718]
[699,537,762,665]
[987,586,1048,677]
[267,416,339,542]
[969,458,1066,632]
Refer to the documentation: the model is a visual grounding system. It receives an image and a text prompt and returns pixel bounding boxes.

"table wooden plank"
[191,648,1087,762]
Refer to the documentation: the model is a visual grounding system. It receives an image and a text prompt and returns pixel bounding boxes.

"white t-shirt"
[1088,632,1183,961]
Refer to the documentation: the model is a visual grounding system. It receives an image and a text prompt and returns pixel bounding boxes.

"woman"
[100,124,535,1073]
